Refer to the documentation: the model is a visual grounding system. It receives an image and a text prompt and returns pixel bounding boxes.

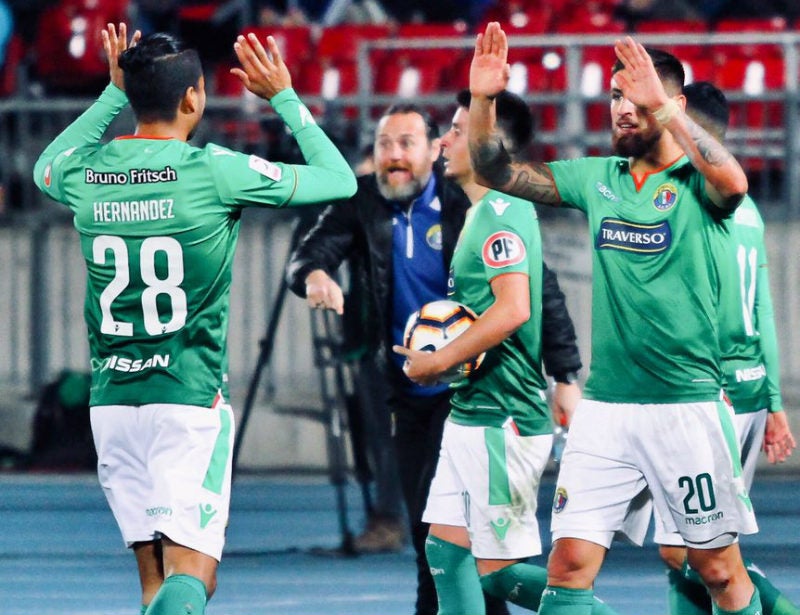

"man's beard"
[376,172,427,202]
[613,130,661,159]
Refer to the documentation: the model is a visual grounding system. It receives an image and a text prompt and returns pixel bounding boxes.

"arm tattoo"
[509,164,560,204]
[471,138,559,203]
[685,116,732,166]
[471,137,513,187]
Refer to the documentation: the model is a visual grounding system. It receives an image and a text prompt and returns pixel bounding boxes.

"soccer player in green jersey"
[467,22,761,615]
[32,23,356,615]
[654,81,798,615]
[394,89,616,615]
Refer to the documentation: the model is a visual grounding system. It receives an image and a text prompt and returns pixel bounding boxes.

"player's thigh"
[638,400,757,547]
[149,401,235,561]
[433,421,552,560]
[551,400,652,548]
[92,405,155,544]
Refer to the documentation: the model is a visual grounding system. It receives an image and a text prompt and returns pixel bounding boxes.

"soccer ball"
[402,299,486,383]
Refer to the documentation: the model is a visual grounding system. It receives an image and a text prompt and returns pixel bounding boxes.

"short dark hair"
[456,89,534,156]
[119,33,203,123]
[683,81,729,140]
[612,47,684,94]
[380,102,440,140]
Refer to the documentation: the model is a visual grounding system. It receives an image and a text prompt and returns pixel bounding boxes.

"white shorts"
[422,419,553,560]
[654,407,766,546]
[91,395,235,561]
[553,398,758,550]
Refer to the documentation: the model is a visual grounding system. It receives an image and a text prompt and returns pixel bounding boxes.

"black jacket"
[286,171,582,386]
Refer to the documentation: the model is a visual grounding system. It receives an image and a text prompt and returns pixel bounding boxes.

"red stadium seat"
[242,25,314,74]
[0,35,24,97]
[713,17,787,33]
[35,0,129,93]
[635,19,708,33]
[316,24,392,65]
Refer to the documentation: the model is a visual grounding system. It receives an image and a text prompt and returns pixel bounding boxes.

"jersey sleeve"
[271,88,357,205]
[477,197,536,281]
[545,158,590,212]
[33,83,129,203]
[754,227,784,412]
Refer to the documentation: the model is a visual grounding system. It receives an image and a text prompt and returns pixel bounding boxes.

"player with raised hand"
[33,22,355,615]
[467,21,762,615]
[655,80,798,615]
[394,88,616,615]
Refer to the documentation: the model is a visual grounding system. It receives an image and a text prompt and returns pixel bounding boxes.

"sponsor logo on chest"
[595,218,672,254]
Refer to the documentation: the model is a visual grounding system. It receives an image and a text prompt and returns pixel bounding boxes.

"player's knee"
[546,540,599,587]
[658,545,686,571]
[204,573,218,598]
[686,553,735,593]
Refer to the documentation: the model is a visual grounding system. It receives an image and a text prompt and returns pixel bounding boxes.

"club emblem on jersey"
[426,224,443,250]
[596,218,672,254]
[553,487,569,513]
[652,183,678,211]
[482,231,526,268]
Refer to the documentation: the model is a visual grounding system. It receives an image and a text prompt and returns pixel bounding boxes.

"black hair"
[456,89,534,156]
[612,47,685,94]
[683,81,729,140]
[381,102,440,140]
[118,33,203,123]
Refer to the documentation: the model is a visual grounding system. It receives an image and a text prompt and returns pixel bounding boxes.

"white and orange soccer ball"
[402,299,486,383]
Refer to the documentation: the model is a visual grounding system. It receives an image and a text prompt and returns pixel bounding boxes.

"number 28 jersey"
[35,87,310,407]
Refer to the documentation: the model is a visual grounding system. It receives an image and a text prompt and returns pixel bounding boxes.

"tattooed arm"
[467,22,561,205]
[663,109,747,211]
[613,37,747,211]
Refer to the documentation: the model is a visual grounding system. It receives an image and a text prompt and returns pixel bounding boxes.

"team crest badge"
[426,224,443,250]
[652,183,677,211]
[553,487,569,513]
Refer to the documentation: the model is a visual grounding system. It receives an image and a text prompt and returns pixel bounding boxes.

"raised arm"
[232,33,356,204]
[33,23,140,193]
[613,37,747,210]
[467,22,561,205]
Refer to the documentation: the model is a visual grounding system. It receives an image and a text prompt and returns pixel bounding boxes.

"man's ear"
[180,86,198,115]
[430,137,442,163]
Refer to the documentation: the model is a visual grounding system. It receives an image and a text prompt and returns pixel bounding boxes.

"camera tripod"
[231,214,373,556]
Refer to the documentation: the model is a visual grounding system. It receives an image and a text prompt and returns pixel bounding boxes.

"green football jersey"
[447,189,551,436]
[33,84,356,407]
[547,156,725,403]
[713,196,782,414]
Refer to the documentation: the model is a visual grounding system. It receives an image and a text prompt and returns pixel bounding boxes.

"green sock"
[745,560,800,615]
[539,586,595,615]
[144,574,207,615]
[480,563,619,614]
[668,567,711,615]
[480,561,547,609]
[712,587,762,615]
[424,535,485,615]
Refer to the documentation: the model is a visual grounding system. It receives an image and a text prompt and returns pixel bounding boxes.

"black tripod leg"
[232,216,308,481]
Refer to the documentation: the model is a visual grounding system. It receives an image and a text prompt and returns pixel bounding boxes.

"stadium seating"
[34,0,129,94]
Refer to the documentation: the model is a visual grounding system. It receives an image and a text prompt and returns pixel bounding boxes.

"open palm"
[469,22,510,98]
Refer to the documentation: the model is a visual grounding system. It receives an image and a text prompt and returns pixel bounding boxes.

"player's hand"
[393,345,443,387]
[102,22,141,91]
[231,33,292,100]
[469,21,510,99]
[305,269,344,315]
[551,381,581,428]
[612,36,672,114]
[762,411,796,464]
